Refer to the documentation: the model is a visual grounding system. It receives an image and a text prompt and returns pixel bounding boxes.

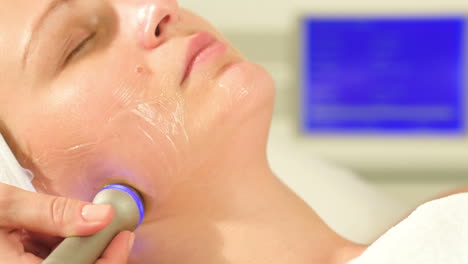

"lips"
[182,32,219,82]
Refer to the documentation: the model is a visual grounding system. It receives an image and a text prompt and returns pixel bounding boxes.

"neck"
[131,149,364,264]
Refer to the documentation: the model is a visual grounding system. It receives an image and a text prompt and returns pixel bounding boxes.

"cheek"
[28,69,137,155]
[21,67,190,201]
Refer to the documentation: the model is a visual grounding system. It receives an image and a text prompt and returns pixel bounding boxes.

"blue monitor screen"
[300,16,466,135]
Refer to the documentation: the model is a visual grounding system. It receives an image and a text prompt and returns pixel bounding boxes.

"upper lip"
[182,32,217,82]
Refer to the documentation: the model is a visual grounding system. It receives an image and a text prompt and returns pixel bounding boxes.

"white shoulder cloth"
[349,193,468,264]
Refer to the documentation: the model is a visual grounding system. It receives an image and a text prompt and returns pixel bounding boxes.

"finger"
[18,231,55,259]
[0,230,24,254]
[22,231,63,249]
[0,231,41,263]
[20,252,43,264]
[96,231,135,264]
[0,184,114,237]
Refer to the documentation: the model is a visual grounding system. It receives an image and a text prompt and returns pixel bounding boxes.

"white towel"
[349,193,468,264]
[0,133,36,192]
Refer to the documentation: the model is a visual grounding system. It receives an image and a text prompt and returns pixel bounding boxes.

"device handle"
[43,186,143,264]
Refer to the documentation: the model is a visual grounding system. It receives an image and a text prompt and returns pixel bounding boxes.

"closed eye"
[64,32,96,65]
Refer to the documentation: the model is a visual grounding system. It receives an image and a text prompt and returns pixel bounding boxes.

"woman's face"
[0,0,274,237]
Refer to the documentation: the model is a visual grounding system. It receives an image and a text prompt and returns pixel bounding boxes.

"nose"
[137,0,179,49]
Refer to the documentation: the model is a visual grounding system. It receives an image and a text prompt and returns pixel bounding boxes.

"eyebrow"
[21,0,69,70]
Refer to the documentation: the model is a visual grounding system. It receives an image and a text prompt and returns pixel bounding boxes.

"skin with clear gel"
[0,0,365,263]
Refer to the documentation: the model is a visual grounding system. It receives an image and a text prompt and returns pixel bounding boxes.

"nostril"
[155,25,161,37]
[154,15,171,38]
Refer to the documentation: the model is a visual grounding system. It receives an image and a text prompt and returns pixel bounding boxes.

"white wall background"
[181,0,468,33]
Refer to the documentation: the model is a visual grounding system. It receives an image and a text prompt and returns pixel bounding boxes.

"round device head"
[100,184,145,228]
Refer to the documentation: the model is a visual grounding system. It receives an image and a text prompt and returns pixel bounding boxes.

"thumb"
[0,184,114,237]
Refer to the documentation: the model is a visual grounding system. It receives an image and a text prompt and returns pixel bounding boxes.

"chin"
[207,61,275,156]
[217,61,275,121]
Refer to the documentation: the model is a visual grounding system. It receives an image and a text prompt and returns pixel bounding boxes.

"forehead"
[0,0,48,110]
[0,0,43,75]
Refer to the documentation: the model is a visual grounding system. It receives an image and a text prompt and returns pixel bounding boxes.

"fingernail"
[81,204,112,222]
[128,233,136,250]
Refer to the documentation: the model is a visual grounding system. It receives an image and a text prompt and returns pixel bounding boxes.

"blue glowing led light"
[101,184,145,228]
